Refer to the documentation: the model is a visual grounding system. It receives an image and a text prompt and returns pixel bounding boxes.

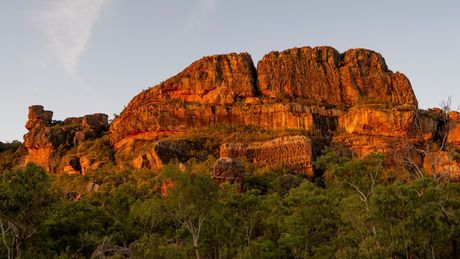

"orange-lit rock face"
[332,134,399,157]
[121,52,256,107]
[110,101,342,149]
[423,151,460,180]
[24,147,55,172]
[110,52,256,146]
[22,105,109,173]
[448,125,460,148]
[257,47,417,106]
[448,112,460,148]
[25,105,53,130]
[110,46,418,150]
[339,106,416,137]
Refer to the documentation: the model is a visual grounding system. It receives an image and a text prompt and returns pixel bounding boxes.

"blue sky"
[1,0,459,142]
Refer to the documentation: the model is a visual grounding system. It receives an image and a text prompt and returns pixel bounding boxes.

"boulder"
[82,113,109,130]
[91,245,131,259]
[25,105,53,130]
[212,158,245,191]
[61,155,81,174]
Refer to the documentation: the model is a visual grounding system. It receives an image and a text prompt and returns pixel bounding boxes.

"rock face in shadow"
[129,139,209,170]
[212,158,245,192]
[220,135,314,176]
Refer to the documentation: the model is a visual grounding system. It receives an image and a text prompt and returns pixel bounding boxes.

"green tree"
[45,200,112,257]
[0,164,59,258]
[278,182,341,258]
[161,166,218,259]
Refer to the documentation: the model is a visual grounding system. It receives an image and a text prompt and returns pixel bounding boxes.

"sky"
[1,0,459,142]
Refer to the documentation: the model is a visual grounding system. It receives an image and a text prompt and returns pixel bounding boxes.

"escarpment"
[110,46,418,149]
[257,47,417,106]
[15,45,460,181]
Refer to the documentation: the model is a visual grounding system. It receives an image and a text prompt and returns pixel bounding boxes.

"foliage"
[0,153,460,258]
[0,164,60,258]
[0,141,25,173]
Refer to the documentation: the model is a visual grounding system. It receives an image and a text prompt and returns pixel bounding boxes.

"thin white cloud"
[37,0,108,73]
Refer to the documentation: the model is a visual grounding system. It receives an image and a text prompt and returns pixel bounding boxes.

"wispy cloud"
[37,0,108,73]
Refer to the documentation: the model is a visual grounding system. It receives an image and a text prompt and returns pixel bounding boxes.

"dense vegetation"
[1,149,460,258]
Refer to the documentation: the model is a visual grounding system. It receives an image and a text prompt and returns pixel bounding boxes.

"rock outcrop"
[109,45,422,178]
[338,105,416,137]
[423,151,460,180]
[129,139,210,170]
[220,135,314,176]
[257,47,417,106]
[23,105,110,173]
[448,112,460,148]
[25,105,53,130]
[18,45,460,182]
[212,158,245,191]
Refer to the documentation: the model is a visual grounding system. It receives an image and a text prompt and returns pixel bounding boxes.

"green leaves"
[1,154,460,258]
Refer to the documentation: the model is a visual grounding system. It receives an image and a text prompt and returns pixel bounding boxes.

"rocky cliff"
[15,46,460,182]
[110,46,417,149]
[22,105,111,174]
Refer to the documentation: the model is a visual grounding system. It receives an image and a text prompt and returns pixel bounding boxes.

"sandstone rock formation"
[448,111,460,148]
[220,135,314,176]
[120,138,210,170]
[25,105,53,130]
[23,105,110,173]
[423,151,460,180]
[212,158,245,191]
[17,45,460,182]
[257,47,417,106]
[109,45,422,178]
[338,105,415,137]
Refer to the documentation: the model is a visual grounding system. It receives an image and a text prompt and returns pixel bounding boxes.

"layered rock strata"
[220,135,314,176]
[20,46,460,182]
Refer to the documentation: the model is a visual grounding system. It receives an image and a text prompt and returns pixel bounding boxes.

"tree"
[45,200,112,257]
[278,182,341,258]
[315,149,384,211]
[161,166,218,259]
[0,164,59,259]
